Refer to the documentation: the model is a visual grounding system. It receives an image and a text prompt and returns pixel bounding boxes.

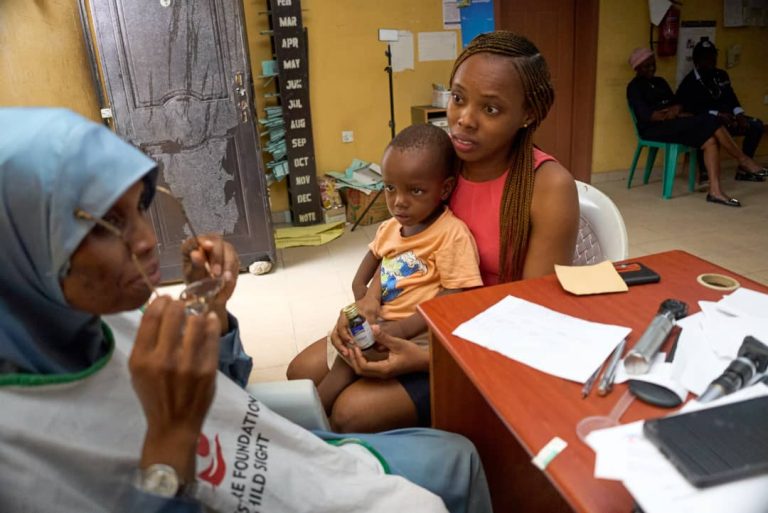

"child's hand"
[379,321,406,339]
[357,296,380,324]
[330,298,381,357]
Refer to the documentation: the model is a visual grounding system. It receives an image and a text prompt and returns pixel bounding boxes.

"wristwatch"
[135,464,181,498]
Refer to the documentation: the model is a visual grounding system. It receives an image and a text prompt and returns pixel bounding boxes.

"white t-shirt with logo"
[0,311,448,513]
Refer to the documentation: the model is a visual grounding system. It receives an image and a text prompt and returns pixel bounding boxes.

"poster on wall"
[725,0,768,27]
[418,32,458,62]
[724,0,746,26]
[675,21,716,87]
[459,0,494,48]
[443,1,461,30]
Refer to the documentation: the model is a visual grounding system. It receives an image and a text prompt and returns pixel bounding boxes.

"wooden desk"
[419,250,768,513]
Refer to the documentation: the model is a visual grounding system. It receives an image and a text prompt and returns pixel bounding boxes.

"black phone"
[615,262,660,286]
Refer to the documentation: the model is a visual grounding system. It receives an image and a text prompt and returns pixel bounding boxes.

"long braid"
[450,31,555,282]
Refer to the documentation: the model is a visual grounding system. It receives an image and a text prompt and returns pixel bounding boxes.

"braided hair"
[450,31,555,282]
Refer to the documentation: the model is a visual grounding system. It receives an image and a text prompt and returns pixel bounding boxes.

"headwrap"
[628,48,654,70]
[0,108,156,374]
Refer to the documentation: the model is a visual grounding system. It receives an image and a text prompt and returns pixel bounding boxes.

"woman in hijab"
[626,48,765,207]
[0,108,490,513]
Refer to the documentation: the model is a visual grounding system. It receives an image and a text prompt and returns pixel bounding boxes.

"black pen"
[665,326,682,362]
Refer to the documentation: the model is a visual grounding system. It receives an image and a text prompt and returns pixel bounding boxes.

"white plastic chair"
[246,379,331,431]
[572,180,629,265]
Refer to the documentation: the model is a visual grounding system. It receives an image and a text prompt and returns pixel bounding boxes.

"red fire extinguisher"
[657,5,680,57]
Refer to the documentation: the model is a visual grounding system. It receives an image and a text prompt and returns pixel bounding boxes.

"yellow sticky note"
[555,260,629,296]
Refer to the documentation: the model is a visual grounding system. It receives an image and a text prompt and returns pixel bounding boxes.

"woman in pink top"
[292,32,579,432]
[448,32,578,285]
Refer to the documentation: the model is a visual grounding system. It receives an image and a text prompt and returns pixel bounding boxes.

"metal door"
[85,0,275,280]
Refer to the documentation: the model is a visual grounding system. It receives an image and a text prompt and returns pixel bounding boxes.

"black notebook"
[643,395,768,488]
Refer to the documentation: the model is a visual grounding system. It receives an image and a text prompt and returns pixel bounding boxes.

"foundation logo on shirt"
[380,251,427,303]
[197,433,227,486]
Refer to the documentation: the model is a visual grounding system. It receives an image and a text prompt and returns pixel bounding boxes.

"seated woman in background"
[626,47,765,207]
[0,108,491,513]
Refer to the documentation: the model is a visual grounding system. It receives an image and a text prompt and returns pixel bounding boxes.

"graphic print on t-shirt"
[197,433,227,487]
[380,251,427,303]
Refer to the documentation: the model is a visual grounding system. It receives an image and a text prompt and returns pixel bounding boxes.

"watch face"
[141,465,180,498]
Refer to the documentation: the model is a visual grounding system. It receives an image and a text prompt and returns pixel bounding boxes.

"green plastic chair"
[627,104,697,199]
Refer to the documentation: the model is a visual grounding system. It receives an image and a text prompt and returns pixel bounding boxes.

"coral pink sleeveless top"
[449,148,556,285]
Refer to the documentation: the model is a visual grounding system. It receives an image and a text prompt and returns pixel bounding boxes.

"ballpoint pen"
[598,338,628,396]
[581,364,602,398]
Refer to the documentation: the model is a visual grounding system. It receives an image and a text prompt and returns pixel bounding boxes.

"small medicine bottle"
[342,303,375,352]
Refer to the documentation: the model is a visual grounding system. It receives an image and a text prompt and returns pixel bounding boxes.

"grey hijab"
[0,108,156,374]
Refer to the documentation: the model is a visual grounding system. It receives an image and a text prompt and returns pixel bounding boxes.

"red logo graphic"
[197,433,227,486]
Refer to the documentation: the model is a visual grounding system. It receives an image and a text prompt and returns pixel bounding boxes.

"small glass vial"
[342,303,375,352]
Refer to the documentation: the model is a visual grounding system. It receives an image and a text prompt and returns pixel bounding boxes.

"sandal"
[706,194,741,207]
[737,165,768,178]
[735,170,766,182]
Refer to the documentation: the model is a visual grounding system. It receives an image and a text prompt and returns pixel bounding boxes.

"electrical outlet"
[342,131,354,143]
[764,95,768,105]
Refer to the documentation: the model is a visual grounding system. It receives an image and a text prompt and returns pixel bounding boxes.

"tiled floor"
[161,164,768,384]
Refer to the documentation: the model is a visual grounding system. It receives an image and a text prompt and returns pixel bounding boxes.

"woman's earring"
[522,122,529,128]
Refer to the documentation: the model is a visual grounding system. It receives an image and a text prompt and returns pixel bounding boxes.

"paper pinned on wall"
[417,31,457,62]
[648,0,673,26]
[724,0,746,27]
[443,1,461,30]
[390,30,414,72]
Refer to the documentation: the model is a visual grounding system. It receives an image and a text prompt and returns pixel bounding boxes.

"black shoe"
[706,194,742,207]
[735,170,766,182]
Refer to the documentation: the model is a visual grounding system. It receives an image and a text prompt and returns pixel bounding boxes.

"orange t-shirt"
[449,148,557,285]
[369,208,482,321]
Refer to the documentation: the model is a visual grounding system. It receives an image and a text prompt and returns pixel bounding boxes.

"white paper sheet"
[674,312,732,396]
[452,296,631,383]
[614,353,688,403]
[716,287,768,318]
[586,420,644,480]
[390,31,414,72]
[417,31,457,62]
